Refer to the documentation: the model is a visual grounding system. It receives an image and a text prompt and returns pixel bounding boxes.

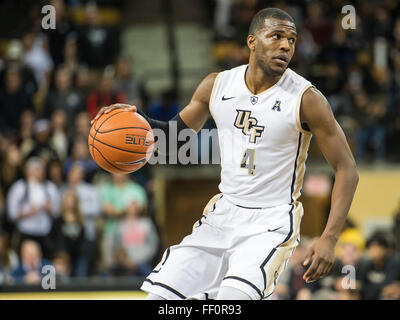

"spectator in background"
[21,31,53,86]
[63,138,98,179]
[380,250,400,299]
[49,110,69,162]
[44,0,74,68]
[26,119,58,165]
[52,251,71,284]
[7,157,60,259]
[0,39,38,97]
[63,35,79,74]
[388,50,400,157]
[44,66,83,129]
[86,67,126,119]
[11,239,51,285]
[303,1,333,49]
[17,110,36,159]
[108,200,158,277]
[71,111,91,142]
[148,88,181,122]
[0,138,24,234]
[355,95,388,162]
[0,232,18,285]
[51,189,85,277]
[74,65,92,104]
[358,232,397,299]
[46,159,65,193]
[231,0,262,45]
[76,3,120,70]
[63,162,101,276]
[0,66,34,134]
[99,173,147,271]
[0,144,23,196]
[114,56,148,110]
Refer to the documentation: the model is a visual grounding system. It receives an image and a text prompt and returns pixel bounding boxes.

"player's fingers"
[322,260,334,277]
[309,261,327,282]
[90,105,137,125]
[303,257,320,282]
[108,103,137,112]
[92,106,108,123]
[303,248,314,266]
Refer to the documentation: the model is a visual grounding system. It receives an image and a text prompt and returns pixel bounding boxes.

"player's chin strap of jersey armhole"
[296,85,315,135]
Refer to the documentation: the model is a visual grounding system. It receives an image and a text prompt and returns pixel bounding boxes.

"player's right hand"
[91,103,137,125]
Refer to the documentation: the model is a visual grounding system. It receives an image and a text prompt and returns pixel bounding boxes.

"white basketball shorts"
[141,194,304,300]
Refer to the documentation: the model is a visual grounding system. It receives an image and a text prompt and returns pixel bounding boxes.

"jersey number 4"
[240,148,256,175]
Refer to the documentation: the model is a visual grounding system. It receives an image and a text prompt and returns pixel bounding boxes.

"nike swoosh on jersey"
[222,95,235,101]
[267,226,283,232]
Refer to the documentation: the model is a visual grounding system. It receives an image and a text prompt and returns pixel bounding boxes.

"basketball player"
[92,8,359,300]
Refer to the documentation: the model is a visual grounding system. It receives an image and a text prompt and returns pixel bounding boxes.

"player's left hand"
[90,103,137,125]
[302,235,336,283]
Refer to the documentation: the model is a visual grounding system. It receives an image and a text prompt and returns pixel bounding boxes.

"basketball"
[88,109,154,174]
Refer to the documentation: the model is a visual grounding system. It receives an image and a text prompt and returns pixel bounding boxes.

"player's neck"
[245,63,283,95]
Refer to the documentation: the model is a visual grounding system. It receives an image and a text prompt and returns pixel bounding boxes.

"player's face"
[249,18,297,77]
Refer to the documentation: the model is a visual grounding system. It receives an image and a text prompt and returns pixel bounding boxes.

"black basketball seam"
[97,126,151,134]
[92,110,127,149]
[89,143,132,173]
[90,110,152,171]
[89,133,154,155]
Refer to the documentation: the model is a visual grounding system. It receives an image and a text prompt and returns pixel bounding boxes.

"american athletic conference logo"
[234,109,265,143]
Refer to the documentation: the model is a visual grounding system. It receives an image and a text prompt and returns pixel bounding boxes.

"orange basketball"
[88,109,154,174]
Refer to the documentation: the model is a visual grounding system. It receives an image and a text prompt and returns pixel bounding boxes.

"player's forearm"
[321,165,359,241]
[136,109,191,156]
[137,109,189,134]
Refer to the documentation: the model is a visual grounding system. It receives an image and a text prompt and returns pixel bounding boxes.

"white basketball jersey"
[210,64,314,208]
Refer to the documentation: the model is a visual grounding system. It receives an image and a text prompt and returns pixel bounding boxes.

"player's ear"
[247,34,256,51]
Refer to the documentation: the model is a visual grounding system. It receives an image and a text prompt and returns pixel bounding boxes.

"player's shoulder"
[302,86,328,107]
[213,64,247,88]
[218,64,247,78]
[279,68,312,94]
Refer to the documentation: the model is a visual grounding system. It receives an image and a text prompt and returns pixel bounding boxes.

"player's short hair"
[249,8,295,35]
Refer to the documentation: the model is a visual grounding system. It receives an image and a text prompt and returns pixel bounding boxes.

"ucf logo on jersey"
[234,109,265,143]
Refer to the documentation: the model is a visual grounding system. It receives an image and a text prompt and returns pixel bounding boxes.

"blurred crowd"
[272,218,400,300]
[0,0,399,300]
[0,0,161,286]
[207,0,400,162]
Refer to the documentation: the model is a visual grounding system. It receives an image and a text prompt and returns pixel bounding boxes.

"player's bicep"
[179,72,217,132]
[301,88,356,171]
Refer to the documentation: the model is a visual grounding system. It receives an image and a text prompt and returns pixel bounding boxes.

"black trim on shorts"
[264,292,274,299]
[223,276,263,300]
[143,279,186,299]
[259,203,294,298]
[235,204,262,210]
[161,247,170,266]
[151,247,170,274]
[211,194,223,212]
[196,215,207,228]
